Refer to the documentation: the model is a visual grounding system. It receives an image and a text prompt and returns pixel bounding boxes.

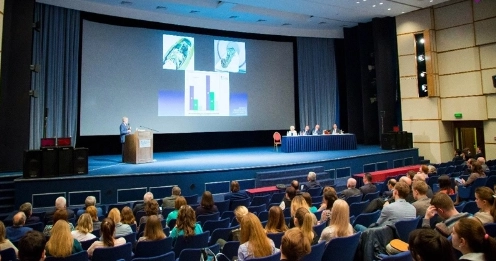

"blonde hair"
[86,206,98,221]
[121,206,135,225]
[75,213,93,234]
[46,220,74,257]
[329,199,353,237]
[240,213,273,258]
[108,208,122,224]
[234,206,249,223]
[290,195,309,217]
[294,207,314,244]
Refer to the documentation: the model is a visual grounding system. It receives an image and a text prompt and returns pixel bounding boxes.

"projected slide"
[185,71,229,116]
[214,40,246,73]
[163,34,194,70]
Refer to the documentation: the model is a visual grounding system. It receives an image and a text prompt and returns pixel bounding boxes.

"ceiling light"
[420,72,426,77]
[356,1,360,3]
[380,2,383,5]
[402,12,405,14]
[418,55,425,62]
[388,8,391,10]
[373,5,376,7]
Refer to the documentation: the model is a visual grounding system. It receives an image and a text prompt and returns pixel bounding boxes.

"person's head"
[18,230,46,261]
[347,178,357,188]
[408,228,456,261]
[428,165,437,174]
[53,209,68,224]
[471,161,483,175]
[120,206,135,225]
[286,186,296,200]
[100,218,116,246]
[455,149,462,156]
[475,187,496,219]
[293,207,314,244]
[234,205,249,224]
[265,206,288,233]
[200,191,215,209]
[437,175,452,191]
[46,220,73,257]
[323,188,338,210]
[407,170,417,180]
[107,208,122,224]
[290,195,309,217]
[143,215,166,240]
[430,192,456,219]
[420,165,429,174]
[0,221,6,242]
[230,181,240,193]
[143,192,154,203]
[240,213,272,258]
[172,186,181,196]
[304,125,310,131]
[75,213,93,234]
[393,181,410,199]
[86,206,98,221]
[144,199,160,216]
[19,202,33,218]
[333,124,337,129]
[329,199,352,237]
[174,196,187,210]
[55,197,67,210]
[301,192,313,208]
[399,176,412,186]
[315,124,320,130]
[364,173,372,184]
[412,181,428,200]
[452,218,496,260]
[84,196,97,207]
[122,117,128,124]
[280,228,311,261]
[323,186,334,194]
[477,157,485,164]
[413,173,426,182]
[291,180,300,191]
[13,211,27,227]
[387,179,397,190]
[290,125,295,131]
[307,172,316,182]
[176,205,197,237]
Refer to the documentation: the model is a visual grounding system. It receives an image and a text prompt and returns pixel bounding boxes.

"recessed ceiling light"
[379,2,383,5]
[402,11,405,13]
[373,5,376,7]
[388,8,391,10]
[356,1,360,3]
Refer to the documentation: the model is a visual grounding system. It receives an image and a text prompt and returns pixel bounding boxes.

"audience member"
[169,205,203,239]
[87,218,126,257]
[359,173,377,195]
[412,173,433,198]
[224,181,249,201]
[477,157,490,173]
[280,186,296,210]
[408,228,456,261]
[412,181,431,217]
[475,146,484,159]
[340,178,361,200]
[453,149,463,161]
[451,217,496,261]
[162,186,181,209]
[301,192,317,213]
[280,228,311,261]
[293,207,318,245]
[427,165,437,176]
[7,212,32,242]
[120,206,136,225]
[318,189,339,224]
[474,187,496,224]
[319,199,353,244]
[290,196,317,228]
[454,161,487,204]
[17,230,46,261]
[238,213,278,261]
[438,175,455,195]
[264,206,288,234]
[45,220,83,257]
[407,170,417,181]
[418,165,429,179]
[312,124,321,135]
[138,199,163,228]
[303,172,321,190]
[399,176,415,203]
[86,206,101,232]
[195,191,219,216]
[227,206,248,241]
[44,197,74,224]
[422,192,471,237]
[71,213,96,242]
[166,196,187,226]
[76,196,103,218]
[43,209,74,237]
[137,215,166,242]
[133,192,154,216]
[107,208,133,237]
[291,180,301,193]
[382,179,397,198]
[19,202,40,225]
[0,220,18,256]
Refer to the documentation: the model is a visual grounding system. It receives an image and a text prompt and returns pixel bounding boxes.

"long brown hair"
[100,218,116,247]
[143,215,166,241]
[265,206,288,233]
[145,200,160,216]
[329,199,352,237]
[200,191,215,210]
[281,228,311,261]
[240,213,273,258]
[475,186,496,221]
[0,221,6,243]
[454,218,496,261]
[294,207,314,244]
[323,189,338,210]
[176,205,197,237]
[174,196,187,210]
[46,220,74,257]
[120,206,135,225]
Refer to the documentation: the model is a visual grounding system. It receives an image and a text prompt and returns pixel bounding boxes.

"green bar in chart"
[209,92,215,111]
[193,99,198,110]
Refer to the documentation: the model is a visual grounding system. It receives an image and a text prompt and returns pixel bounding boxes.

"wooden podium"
[124,131,153,164]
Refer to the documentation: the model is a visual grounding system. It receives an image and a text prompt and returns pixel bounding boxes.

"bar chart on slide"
[184,71,230,116]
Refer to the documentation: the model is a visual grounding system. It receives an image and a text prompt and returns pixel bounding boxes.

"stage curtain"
[296,37,338,132]
[30,3,80,148]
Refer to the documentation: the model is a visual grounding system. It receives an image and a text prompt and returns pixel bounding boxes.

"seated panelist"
[331,124,342,135]
[312,124,322,135]
[301,125,311,136]
[287,126,298,136]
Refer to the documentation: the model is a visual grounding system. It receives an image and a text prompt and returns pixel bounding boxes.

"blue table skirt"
[281,134,357,153]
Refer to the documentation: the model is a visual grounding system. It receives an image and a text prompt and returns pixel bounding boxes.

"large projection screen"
[80,20,295,135]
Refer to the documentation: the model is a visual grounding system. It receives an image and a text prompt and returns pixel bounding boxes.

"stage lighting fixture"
[421,84,428,92]
[418,55,425,62]
[420,72,426,77]
[419,38,425,44]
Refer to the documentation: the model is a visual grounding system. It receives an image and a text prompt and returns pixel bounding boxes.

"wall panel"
[400,77,420,98]
[441,96,487,120]
[481,69,496,94]
[438,47,480,75]
[397,34,415,55]
[398,55,417,77]
[396,9,432,35]
[436,24,474,52]
[487,96,496,119]
[401,98,440,120]
[434,0,473,30]
[480,43,496,69]
[439,72,482,97]
[475,18,496,46]
[473,0,496,21]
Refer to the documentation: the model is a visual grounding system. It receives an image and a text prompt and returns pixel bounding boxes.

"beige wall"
[396,0,496,163]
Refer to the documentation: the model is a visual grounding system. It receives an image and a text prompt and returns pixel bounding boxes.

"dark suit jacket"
[341,188,362,199]
[303,130,312,135]
[359,183,377,195]
[331,128,341,134]
[120,123,129,143]
[312,129,322,135]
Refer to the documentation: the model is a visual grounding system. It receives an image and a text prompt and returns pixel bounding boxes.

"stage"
[13,145,419,209]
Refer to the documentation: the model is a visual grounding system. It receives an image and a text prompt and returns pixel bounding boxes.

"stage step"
[419,159,430,165]
[0,176,18,221]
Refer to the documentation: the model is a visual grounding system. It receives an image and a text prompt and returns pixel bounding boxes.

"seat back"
[92,242,133,261]
[220,211,235,222]
[129,223,137,232]
[208,227,234,246]
[250,195,270,208]
[321,232,361,261]
[136,211,146,223]
[381,250,412,261]
[24,221,44,232]
[108,203,129,212]
[229,198,251,211]
[462,201,479,215]
[131,251,175,261]
[250,252,281,261]
[248,204,266,215]
[258,211,269,222]
[173,231,209,257]
[301,241,326,261]
[352,210,381,228]
[307,187,322,197]
[395,217,421,242]
[220,241,240,261]
[269,192,285,204]
[345,195,362,206]
[80,237,99,250]
[135,237,173,258]
[120,232,136,245]
[184,194,199,205]
[202,218,230,233]
[313,221,326,237]
[45,250,89,261]
[266,232,284,248]
[484,223,496,238]
[349,200,370,217]
[0,248,17,261]
[167,219,176,228]
[273,132,281,142]
[363,191,380,202]
[196,212,220,224]
[215,200,230,216]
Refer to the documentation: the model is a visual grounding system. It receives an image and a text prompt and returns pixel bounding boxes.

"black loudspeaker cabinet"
[23,150,42,179]
[73,148,89,174]
[42,148,58,177]
[58,147,74,176]
[381,132,413,150]
[381,133,397,150]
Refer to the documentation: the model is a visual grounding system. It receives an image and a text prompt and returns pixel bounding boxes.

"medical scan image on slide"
[214,40,246,73]
[163,34,195,70]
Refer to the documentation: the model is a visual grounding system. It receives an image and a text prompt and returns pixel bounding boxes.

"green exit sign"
[454,113,462,119]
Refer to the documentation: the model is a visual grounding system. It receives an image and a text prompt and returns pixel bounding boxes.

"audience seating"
[345,194,362,206]
[301,241,326,261]
[24,221,44,232]
[108,203,129,212]
[314,210,323,220]
[80,237,99,250]
[483,223,496,238]
[363,191,380,202]
[229,198,251,211]
[45,250,89,261]
[394,217,421,242]
[215,200,230,215]
[196,212,220,224]
[176,243,219,261]
[221,211,235,223]
[120,232,136,246]
[136,211,146,223]
[321,232,361,261]
[167,219,176,229]
[131,252,175,261]
[172,231,209,257]
[92,242,133,261]
[250,195,270,208]
[461,201,478,215]
[311,195,323,204]
[208,226,235,246]
[202,218,230,233]
[458,177,487,200]
[380,251,412,261]
[267,232,284,248]
[269,192,285,204]
[183,194,198,205]
[248,204,266,215]
[0,248,17,261]
[218,241,240,261]
[250,252,281,261]
[352,210,381,228]
[349,200,370,217]
[162,208,175,219]
[135,237,173,258]
[307,187,322,197]
[258,211,269,222]
[313,221,326,237]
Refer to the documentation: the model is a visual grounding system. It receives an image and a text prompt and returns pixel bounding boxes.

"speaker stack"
[381,131,413,150]
[23,145,88,179]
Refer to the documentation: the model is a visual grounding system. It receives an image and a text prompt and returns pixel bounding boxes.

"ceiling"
[38,0,451,38]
